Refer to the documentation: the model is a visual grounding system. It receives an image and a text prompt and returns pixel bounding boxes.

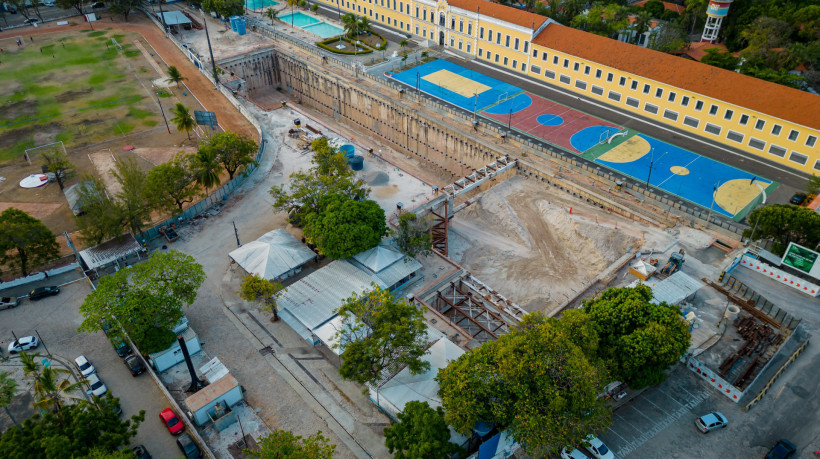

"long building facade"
[316,0,820,175]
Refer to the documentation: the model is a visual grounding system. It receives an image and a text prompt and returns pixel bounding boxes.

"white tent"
[228,229,315,280]
[372,337,465,417]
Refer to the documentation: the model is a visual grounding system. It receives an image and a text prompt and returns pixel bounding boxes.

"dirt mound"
[451,176,637,314]
[364,170,389,186]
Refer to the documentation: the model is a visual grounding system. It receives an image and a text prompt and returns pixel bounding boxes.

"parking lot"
[0,280,181,458]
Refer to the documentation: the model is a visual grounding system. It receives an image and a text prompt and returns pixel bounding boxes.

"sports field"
[0,29,161,162]
[391,59,777,220]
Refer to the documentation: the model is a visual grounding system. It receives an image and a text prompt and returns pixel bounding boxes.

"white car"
[86,374,108,397]
[74,355,96,378]
[8,336,39,353]
[561,447,590,459]
[584,435,614,459]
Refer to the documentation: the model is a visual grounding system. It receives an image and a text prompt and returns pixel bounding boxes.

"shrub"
[316,36,374,55]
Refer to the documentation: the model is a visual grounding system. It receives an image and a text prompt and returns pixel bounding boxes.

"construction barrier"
[686,356,745,402]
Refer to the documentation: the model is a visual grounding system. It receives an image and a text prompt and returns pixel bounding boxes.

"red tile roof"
[682,42,730,62]
[449,0,547,30]
[633,0,686,14]
[532,24,820,130]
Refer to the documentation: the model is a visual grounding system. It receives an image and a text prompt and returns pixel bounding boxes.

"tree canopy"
[144,153,199,215]
[384,401,464,459]
[743,204,820,255]
[112,157,150,236]
[436,313,611,456]
[303,194,387,259]
[245,429,335,459]
[239,273,285,320]
[0,208,60,276]
[41,148,73,191]
[582,285,690,389]
[394,212,432,258]
[201,0,244,18]
[334,287,430,388]
[201,131,258,180]
[79,250,206,353]
[0,393,144,458]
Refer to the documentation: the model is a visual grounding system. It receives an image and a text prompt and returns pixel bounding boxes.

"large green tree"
[112,157,149,236]
[436,313,611,456]
[190,147,223,196]
[582,285,690,389]
[201,131,258,180]
[32,366,86,413]
[245,429,335,459]
[303,194,387,259]
[109,0,142,22]
[41,148,73,191]
[55,0,84,15]
[570,4,629,38]
[384,401,464,459]
[0,393,144,458]
[144,154,199,215]
[701,48,741,70]
[75,176,124,245]
[238,273,285,321]
[78,250,206,353]
[649,21,689,54]
[334,287,430,388]
[0,208,60,276]
[394,212,432,258]
[0,372,19,431]
[743,204,820,254]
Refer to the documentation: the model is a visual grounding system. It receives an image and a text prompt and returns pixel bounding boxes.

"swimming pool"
[303,22,344,38]
[244,0,278,9]
[279,11,320,28]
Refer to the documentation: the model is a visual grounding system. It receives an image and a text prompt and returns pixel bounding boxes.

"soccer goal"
[25,141,67,166]
[0,36,27,50]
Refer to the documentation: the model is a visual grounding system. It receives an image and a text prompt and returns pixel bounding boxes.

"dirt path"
[0,14,257,141]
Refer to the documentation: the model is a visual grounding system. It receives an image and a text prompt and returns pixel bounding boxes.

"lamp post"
[645,149,668,189]
[156,91,171,134]
[706,181,720,226]
[203,10,220,87]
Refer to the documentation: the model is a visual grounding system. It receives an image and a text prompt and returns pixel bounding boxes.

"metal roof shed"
[228,229,316,280]
[79,233,144,271]
[158,11,191,26]
[63,181,94,216]
[277,260,385,344]
[351,242,422,291]
[184,373,243,426]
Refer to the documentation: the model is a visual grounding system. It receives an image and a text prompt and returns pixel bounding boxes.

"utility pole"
[156,91,171,134]
[706,181,719,226]
[232,221,241,247]
[157,0,167,35]
[203,11,219,87]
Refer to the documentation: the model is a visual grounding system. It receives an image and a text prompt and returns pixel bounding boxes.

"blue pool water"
[244,0,278,9]
[303,22,344,38]
[279,11,320,28]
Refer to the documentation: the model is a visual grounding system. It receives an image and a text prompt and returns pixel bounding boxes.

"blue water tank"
[229,16,240,32]
[236,18,247,35]
[340,144,355,158]
[348,155,364,171]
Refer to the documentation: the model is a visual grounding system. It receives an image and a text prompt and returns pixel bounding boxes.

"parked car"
[91,1,104,7]
[765,439,797,459]
[8,336,39,353]
[114,341,132,357]
[124,355,145,376]
[74,355,96,377]
[86,374,108,397]
[0,297,18,310]
[561,447,590,459]
[176,433,202,459]
[24,17,38,24]
[159,408,184,435]
[28,286,59,300]
[584,435,614,459]
[42,0,55,6]
[132,445,152,459]
[790,192,808,205]
[695,412,728,433]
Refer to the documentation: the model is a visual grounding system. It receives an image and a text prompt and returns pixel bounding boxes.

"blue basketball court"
[390,60,522,112]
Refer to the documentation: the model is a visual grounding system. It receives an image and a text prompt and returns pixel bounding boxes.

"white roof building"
[229,229,315,280]
[351,241,422,291]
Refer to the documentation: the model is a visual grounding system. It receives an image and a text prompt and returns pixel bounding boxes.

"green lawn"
[0,29,161,162]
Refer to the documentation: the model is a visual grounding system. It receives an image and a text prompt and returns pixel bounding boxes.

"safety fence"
[744,339,810,411]
[137,7,266,245]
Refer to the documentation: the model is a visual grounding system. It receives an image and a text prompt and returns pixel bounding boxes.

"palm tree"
[400,39,408,53]
[33,367,86,413]
[357,16,371,35]
[0,372,21,431]
[421,50,429,61]
[170,103,196,140]
[632,11,653,45]
[286,0,298,27]
[341,13,358,38]
[166,65,186,88]
[19,351,42,382]
[264,7,278,25]
[190,148,222,196]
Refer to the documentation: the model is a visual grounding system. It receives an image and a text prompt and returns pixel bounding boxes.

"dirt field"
[450,176,642,313]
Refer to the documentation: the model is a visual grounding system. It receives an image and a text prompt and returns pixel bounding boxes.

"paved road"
[0,281,181,458]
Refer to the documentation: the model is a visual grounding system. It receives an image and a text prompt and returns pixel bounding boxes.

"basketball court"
[586,132,778,219]
[391,60,776,220]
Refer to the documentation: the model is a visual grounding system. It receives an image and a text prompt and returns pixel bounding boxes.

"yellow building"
[314,0,820,175]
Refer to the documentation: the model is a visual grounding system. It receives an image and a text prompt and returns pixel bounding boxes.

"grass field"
[0,29,161,163]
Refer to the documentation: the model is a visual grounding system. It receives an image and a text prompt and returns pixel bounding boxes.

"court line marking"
[656,154,702,189]
[465,58,807,181]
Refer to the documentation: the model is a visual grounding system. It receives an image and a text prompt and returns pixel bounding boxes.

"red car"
[159,408,184,435]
